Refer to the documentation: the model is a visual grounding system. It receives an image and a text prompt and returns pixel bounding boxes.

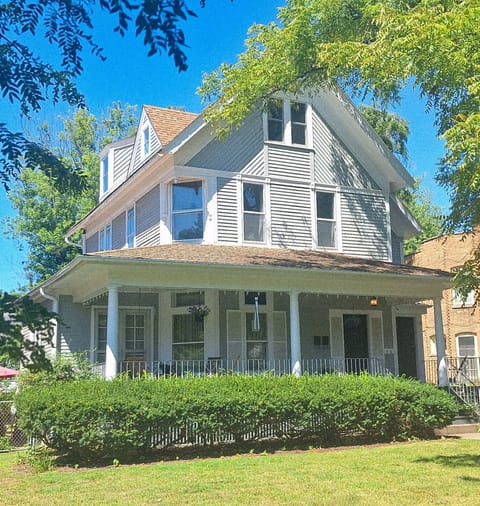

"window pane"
[267,99,283,120]
[458,335,476,356]
[316,192,334,219]
[247,342,267,360]
[291,124,306,145]
[244,213,264,242]
[143,127,150,155]
[291,102,306,123]
[246,313,267,340]
[102,158,109,192]
[174,291,204,307]
[317,221,336,247]
[173,314,204,343]
[243,183,263,212]
[268,120,284,141]
[267,99,284,141]
[173,181,203,211]
[173,343,204,361]
[173,212,204,240]
[127,208,135,247]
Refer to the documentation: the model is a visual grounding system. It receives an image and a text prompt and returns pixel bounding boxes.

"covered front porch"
[35,244,451,384]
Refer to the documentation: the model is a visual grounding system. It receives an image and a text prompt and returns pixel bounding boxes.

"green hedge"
[15,374,457,459]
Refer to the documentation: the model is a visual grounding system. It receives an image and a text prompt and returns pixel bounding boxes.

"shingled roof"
[144,105,198,146]
[90,243,450,279]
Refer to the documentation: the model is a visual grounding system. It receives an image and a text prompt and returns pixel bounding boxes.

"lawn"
[0,439,479,505]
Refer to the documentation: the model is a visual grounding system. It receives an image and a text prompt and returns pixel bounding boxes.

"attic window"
[266,98,308,146]
[142,126,150,157]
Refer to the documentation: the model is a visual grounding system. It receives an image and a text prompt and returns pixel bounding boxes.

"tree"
[0,0,203,189]
[4,103,138,286]
[0,291,55,372]
[199,0,478,280]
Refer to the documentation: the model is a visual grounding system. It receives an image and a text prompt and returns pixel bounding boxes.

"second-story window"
[142,126,150,157]
[267,99,284,142]
[243,182,265,242]
[99,224,112,251]
[316,191,336,248]
[291,102,306,145]
[127,207,135,248]
[99,229,105,251]
[172,181,204,241]
[102,156,109,193]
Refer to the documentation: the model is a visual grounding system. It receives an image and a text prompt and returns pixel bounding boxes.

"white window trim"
[241,180,267,245]
[456,334,478,357]
[141,125,150,159]
[313,186,341,251]
[263,98,312,148]
[100,149,113,198]
[98,222,112,251]
[126,205,136,248]
[452,288,475,308]
[170,178,205,243]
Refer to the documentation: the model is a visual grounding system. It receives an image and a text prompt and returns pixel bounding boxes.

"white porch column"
[414,316,426,383]
[105,285,120,380]
[290,290,301,377]
[433,297,448,387]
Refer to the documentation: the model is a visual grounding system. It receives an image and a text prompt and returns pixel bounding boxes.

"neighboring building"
[29,89,451,381]
[407,232,480,383]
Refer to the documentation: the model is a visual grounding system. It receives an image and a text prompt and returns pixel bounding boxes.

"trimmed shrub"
[15,374,457,460]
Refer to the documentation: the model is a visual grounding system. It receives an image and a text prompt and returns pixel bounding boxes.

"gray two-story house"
[31,88,451,381]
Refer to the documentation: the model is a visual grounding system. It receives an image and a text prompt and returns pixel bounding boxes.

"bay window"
[172,181,204,241]
[243,182,265,242]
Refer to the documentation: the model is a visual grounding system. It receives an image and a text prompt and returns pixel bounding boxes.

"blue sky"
[0,0,448,292]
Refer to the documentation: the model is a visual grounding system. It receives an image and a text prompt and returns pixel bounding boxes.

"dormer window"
[172,181,204,241]
[266,98,308,146]
[102,156,109,193]
[142,126,150,157]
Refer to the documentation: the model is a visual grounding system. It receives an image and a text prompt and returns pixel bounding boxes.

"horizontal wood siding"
[113,145,133,185]
[268,145,311,182]
[187,112,264,174]
[58,296,91,355]
[136,185,160,246]
[112,211,126,250]
[270,183,312,248]
[312,110,378,190]
[217,177,238,243]
[341,192,389,260]
[85,232,98,253]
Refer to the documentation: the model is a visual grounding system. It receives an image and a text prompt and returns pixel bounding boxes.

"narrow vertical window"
[243,183,265,242]
[127,207,135,248]
[96,313,107,363]
[172,181,204,240]
[267,98,284,141]
[105,225,112,250]
[99,229,105,251]
[291,102,306,145]
[142,126,150,157]
[316,191,336,248]
[102,157,109,193]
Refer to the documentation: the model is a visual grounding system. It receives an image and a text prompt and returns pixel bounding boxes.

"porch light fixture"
[370,296,378,307]
[252,295,261,331]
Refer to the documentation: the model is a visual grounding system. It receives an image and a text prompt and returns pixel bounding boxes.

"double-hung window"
[266,99,307,146]
[243,182,265,242]
[457,334,479,380]
[99,225,112,251]
[172,291,205,361]
[267,98,284,141]
[452,288,475,308]
[290,102,306,145]
[127,207,135,248]
[172,181,204,241]
[316,191,336,248]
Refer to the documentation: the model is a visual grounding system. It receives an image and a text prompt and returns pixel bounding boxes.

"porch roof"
[36,244,451,304]
[92,243,448,278]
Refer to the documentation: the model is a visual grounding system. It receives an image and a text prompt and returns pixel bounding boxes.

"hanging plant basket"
[188,304,210,321]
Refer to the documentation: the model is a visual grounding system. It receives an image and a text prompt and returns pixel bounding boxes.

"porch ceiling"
[37,244,451,303]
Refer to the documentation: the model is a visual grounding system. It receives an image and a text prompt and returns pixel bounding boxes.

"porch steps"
[435,422,480,438]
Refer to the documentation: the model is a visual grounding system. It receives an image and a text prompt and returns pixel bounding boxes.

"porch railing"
[116,357,389,379]
[425,356,480,386]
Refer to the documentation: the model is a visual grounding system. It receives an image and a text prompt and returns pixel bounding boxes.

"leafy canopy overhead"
[200,0,479,235]
[0,0,201,189]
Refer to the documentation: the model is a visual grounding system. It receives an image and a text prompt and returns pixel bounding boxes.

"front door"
[396,316,417,378]
[343,314,368,372]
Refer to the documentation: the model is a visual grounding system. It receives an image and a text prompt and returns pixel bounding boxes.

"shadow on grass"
[415,454,480,468]
[53,434,396,469]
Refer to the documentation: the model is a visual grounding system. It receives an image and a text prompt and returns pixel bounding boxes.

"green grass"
[1,440,479,505]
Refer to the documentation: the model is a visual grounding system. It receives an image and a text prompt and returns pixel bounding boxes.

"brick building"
[407,231,480,382]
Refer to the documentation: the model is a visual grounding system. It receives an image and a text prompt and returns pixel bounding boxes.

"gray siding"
[217,177,238,243]
[112,211,126,250]
[267,145,311,182]
[85,232,99,253]
[187,112,264,174]
[58,295,91,355]
[341,192,389,260]
[270,183,312,248]
[136,185,160,246]
[312,109,378,190]
[113,145,133,184]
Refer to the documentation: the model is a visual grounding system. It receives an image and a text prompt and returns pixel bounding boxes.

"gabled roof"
[143,105,198,146]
